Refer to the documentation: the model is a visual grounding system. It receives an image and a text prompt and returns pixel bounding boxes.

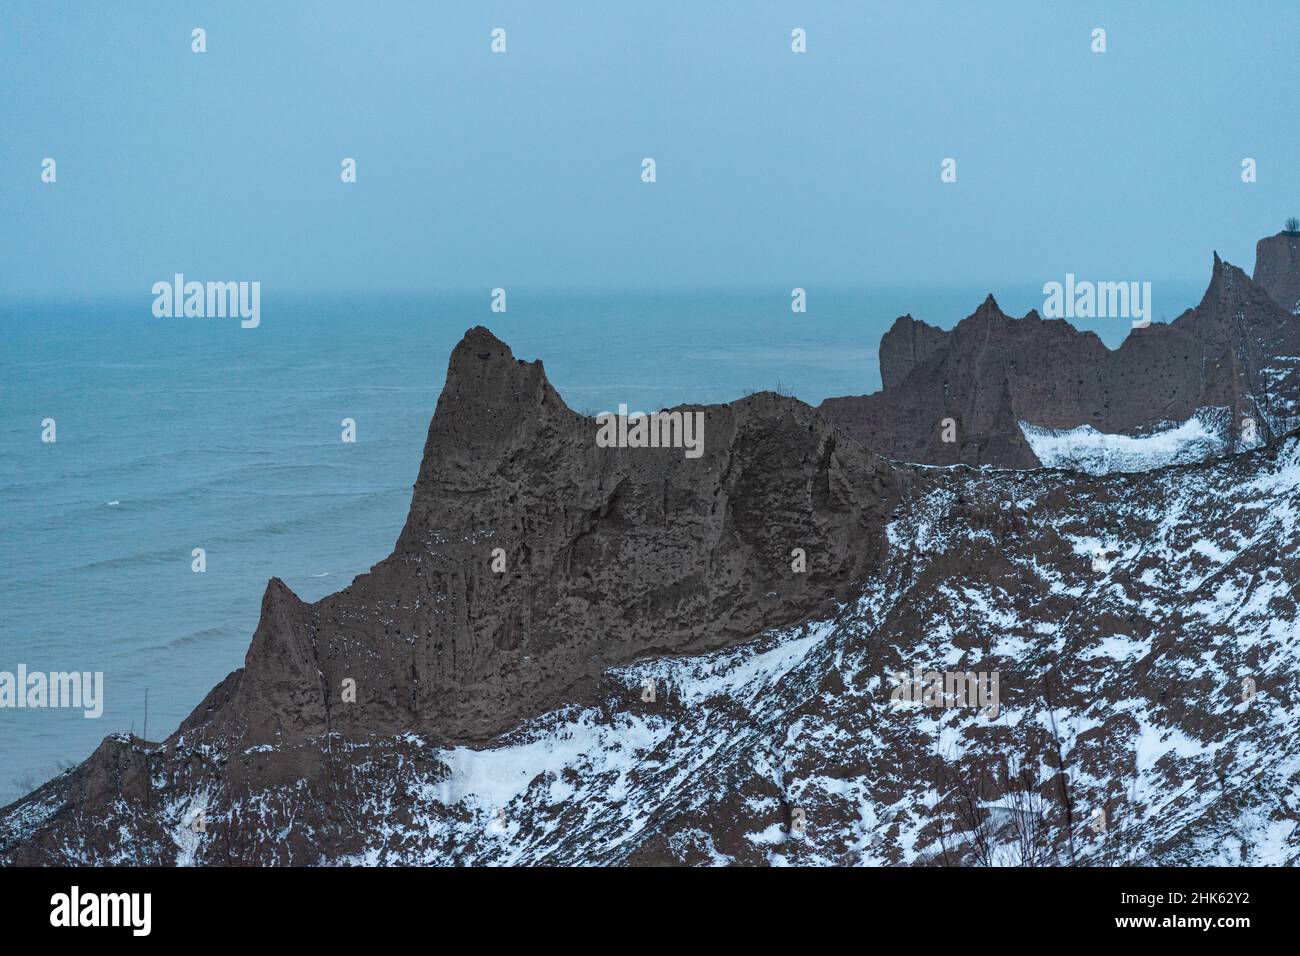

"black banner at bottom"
[0,865,1273,942]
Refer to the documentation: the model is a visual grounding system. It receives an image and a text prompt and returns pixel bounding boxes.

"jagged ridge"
[820,254,1300,468]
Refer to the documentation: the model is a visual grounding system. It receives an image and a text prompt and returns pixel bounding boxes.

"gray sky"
[1,0,1296,295]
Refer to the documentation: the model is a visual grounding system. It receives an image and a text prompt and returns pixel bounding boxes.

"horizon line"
[0,277,1214,301]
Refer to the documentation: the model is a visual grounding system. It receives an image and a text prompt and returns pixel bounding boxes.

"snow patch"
[1020,411,1228,474]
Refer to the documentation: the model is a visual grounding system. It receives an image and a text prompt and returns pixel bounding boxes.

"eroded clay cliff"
[819,255,1300,468]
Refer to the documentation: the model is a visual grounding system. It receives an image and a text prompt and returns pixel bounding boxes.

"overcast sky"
[2,0,1296,295]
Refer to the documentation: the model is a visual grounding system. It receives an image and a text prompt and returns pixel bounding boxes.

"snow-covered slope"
[7,432,1297,866]
[1018,408,1254,475]
[344,434,1300,866]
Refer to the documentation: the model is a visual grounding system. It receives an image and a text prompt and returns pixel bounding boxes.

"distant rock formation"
[1254,229,1300,314]
[819,253,1300,469]
[878,313,948,390]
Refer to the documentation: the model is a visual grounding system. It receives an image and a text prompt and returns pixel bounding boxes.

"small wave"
[69,547,182,573]
[160,625,238,650]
